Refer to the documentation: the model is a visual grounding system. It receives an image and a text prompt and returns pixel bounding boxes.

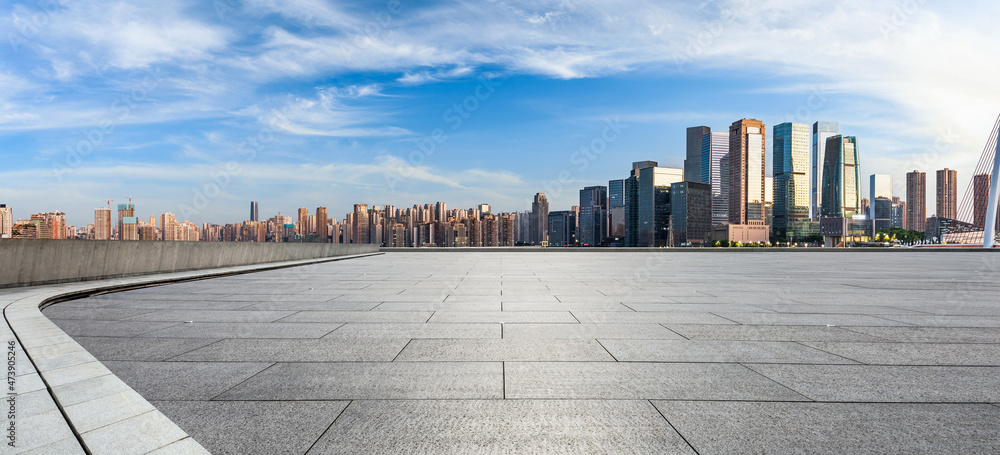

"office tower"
[937,168,958,220]
[608,179,625,238]
[250,201,259,222]
[117,203,137,241]
[624,173,639,247]
[297,208,309,235]
[685,126,711,183]
[94,208,112,240]
[812,121,840,220]
[547,211,577,247]
[772,123,810,240]
[820,135,861,218]
[906,170,927,232]
[870,174,893,220]
[633,161,684,247]
[530,193,549,245]
[579,186,608,246]
[765,176,773,230]
[0,204,11,238]
[478,204,490,215]
[701,131,730,225]
[729,119,766,224]
[353,204,369,244]
[669,181,712,246]
[316,207,328,242]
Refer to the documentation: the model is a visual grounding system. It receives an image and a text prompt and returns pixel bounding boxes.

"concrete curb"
[1,252,382,454]
[379,247,1000,252]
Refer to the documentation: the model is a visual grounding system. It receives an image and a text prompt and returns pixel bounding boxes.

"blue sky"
[2,0,999,227]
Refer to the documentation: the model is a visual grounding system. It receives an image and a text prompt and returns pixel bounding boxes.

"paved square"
[45,251,1000,453]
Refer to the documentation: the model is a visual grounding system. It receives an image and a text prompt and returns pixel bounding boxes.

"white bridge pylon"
[985,129,1000,248]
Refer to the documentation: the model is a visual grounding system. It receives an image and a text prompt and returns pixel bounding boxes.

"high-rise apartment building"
[812,121,840,220]
[0,204,11,238]
[685,126,711,183]
[820,135,861,218]
[435,202,448,222]
[937,168,958,220]
[316,206,328,242]
[972,173,999,229]
[94,208,112,240]
[353,204,369,244]
[701,131,730,225]
[530,193,549,245]
[578,186,608,246]
[118,203,138,241]
[729,119,766,225]
[161,213,178,241]
[250,201,259,222]
[906,170,927,232]
[773,122,810,240]
[297,208,309,236]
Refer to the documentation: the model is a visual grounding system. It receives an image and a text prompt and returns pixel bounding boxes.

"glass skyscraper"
[579,186,608,246]
[773,122,810,240]
[701,131,729,225]
[812,121,840,220]
[821,135,861,218]
[608,179,625,238]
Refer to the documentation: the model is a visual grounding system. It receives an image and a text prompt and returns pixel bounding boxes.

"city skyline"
[2,1,999,227]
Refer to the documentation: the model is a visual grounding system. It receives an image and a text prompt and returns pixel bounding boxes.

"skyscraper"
[972,173,999,229]
[118,203,137,241]
[684,126,711,183]
[812,121,840,220]
[579,185,608,246]
[669,181,712,246]
[94,207,112,240]
[547,211,577,247]
[530,193,549,245]
[297,208,310,236]
[250,201,259,222]
[316,206,329,242]
[608,179,625,237]
[820,135,861,218]
[773,122,810,240]
[870,174,893,218]
[937,168,958,220]
[436,202,448,222]
[631,161,684,247]
[729,119,766,225]
[906,170,927,232]
[701,131,730,225]
[0,204,12,239]
[353,204,369,244]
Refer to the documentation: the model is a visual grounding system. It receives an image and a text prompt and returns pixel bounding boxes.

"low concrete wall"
[0,240,379,288]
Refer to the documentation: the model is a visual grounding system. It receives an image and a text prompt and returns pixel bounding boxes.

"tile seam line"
[3,252,381,454]
[648,399,701,455]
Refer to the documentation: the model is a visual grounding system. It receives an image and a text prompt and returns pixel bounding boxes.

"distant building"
[701,131,730,225]
[891,197,907,229]
[608,179,625,238]
[906,170,927,232]
[669,181,712,246]
[729,119,766,225]
[353,204,369,244]
[578,186,608,246]
[820,135,861,218]
[812,121,840,220]
[773,122,810,240]
[870,174,892,221]
[118,203,137,241]
[684,126,711,183]
[936,168,958,220]
[498,213,516,246]
[872,197,892,231]
[250,201,259,222]
[547,211,577,247]
[94,208,112,240]
[530,193,549,245]
[973,173,999,229]
[316,207,329,242]
[0,204,11,238]
[628,161,683,247]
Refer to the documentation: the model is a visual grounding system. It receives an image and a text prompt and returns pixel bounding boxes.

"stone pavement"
[43,251,1000,453]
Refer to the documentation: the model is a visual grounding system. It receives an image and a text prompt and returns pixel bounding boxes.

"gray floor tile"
[395,339,615,362]
[216,362,502,400]
[803,342,1000,366]
[324,323,500,339]
[572,311,736,324]
[102,361,272,400]
[665,324,887,342]
[142,322,343,339]
[601,339,856,364]
[842,326,1000,343]
[307,400,694,454]
[428,311,577,323]
[276,310,434,323]
[174,338,408,362]
[73,337,220,361]
[503,323,684,340]
[124,310,297,323]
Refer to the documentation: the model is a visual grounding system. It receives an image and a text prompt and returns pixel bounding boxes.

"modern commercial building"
[0,204,10,238]
[872,197,893,231]
[906,170,927,232]
[94,207,112,240]
[353,204,369,244]
[870,174,893,222]
[937,168,958,220]
[773,122,810,240]
[608,179,625,238]
[701,131,730,225]
[820,135,861,218]
[729,119,766,225]
[547,210,577,247]
[669,181,712,246]
[578,186,608,246]
[812,121,840,220]
[685,126,711,183]
[628,161,684,247]
[530,193,549,245]
[250,201,259,222]
[891,197,907,229]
